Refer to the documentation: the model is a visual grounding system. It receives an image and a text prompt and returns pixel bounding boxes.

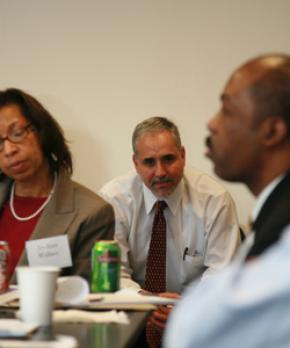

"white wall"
[1,0,290,224]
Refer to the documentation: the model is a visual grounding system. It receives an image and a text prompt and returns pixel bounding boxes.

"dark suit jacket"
[247,172,290,258]
[0,170,115,283]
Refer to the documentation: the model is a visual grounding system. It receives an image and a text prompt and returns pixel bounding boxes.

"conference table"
[0,308,151,348]
[53,311,150,348]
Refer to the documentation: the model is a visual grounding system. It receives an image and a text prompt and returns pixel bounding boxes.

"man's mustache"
[205,136,212,149]
[150,177,175,186]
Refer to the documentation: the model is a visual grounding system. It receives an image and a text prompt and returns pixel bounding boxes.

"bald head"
[238,54,290,73]
[232,54,290,133]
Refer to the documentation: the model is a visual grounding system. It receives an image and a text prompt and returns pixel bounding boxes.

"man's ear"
[180,146,186,161]
[262,116,288,147]
[132,153,138,169]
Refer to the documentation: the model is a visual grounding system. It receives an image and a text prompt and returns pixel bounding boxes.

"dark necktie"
[144,200,167,348]
[144,200,167,293]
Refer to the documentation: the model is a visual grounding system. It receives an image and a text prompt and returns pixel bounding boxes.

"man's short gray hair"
[132,116,182,154]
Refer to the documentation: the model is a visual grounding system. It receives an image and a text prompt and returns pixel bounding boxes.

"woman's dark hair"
[0,88,73,174]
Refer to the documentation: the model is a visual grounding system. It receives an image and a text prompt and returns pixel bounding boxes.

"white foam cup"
[16,266,60,326]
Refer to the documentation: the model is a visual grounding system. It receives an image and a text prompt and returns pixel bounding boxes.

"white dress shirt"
[252,174,284,222]
[99,166,240,293]
[164,225,290,348]
[235,174,285,262]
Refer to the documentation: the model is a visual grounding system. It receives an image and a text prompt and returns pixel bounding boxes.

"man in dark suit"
[205,53,290,259]
[164,53,290,348]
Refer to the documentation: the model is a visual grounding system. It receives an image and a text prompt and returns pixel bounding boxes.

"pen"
[183,247,189,260]
[89,296,104,302]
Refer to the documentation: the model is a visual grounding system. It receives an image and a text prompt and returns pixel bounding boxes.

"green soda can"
[91,240,121,293]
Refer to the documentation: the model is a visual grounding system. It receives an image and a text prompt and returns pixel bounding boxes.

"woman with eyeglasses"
[0,88,115,283]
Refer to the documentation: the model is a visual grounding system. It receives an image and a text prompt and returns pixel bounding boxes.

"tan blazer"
[0,170,115,283]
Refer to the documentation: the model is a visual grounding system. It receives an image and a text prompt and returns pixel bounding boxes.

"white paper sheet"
[0,277,88,308]
[53,309,129,324]
[26,235,72,269]
[89,288,177,305]
[0,319,37,338]
[0,289,19,306]
[0,334,78,348]
[55,276,89,305]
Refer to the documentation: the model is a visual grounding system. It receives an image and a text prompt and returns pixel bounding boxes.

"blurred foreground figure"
[165,53,290,347]
[165,226,290,348]
[0,88,114,282]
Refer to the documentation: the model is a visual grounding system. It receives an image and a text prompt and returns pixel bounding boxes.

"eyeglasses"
[0,123,33,152]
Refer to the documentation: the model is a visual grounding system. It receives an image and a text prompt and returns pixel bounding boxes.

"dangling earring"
[51,153,58,162]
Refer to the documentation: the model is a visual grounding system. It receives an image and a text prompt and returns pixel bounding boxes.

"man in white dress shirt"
[164,53,290,347]
[100,117,240,292]
[99,117,240,344]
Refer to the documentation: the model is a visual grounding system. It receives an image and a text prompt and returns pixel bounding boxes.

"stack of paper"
[0,334,78,348]
[0,319,37,338]
[0,278,178,312]
[83,288,177,310]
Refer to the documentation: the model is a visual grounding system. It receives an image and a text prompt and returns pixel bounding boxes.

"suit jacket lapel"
[0,176,12,211]
[253,172,290,232]
[14,171,76,270]
[248,171,290,258]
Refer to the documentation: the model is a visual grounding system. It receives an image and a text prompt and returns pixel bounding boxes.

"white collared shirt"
[99,166,241,293]
[236,174,286,262]
[252,174,285,222]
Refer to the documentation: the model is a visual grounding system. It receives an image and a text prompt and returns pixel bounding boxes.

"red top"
[0,195,45,280]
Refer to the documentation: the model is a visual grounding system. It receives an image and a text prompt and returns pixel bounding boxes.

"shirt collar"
[252,174,285,222]
[143,179,184,215]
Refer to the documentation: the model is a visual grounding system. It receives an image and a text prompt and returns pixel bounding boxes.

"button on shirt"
[99,166,241,293]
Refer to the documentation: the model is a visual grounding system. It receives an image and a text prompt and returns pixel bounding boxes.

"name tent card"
[26,235,72,268]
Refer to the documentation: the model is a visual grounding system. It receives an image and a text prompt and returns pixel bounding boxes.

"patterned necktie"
[144,200,167,293]
[144,201,167,348]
